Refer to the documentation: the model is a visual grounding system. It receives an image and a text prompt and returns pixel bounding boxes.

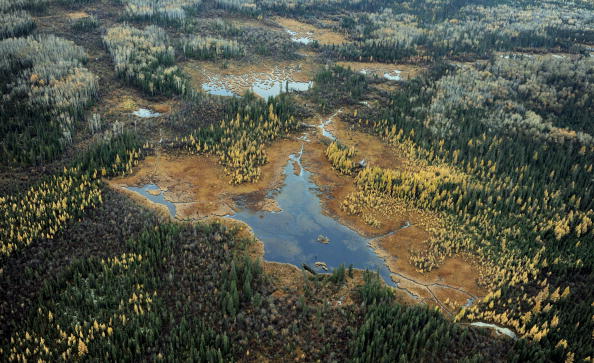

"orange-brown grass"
[112,139,301,219]
[67,12,90,20]
[183,58,318,96]
[373,227,485,311]
[336,61,423,80]
[275,17,347,45]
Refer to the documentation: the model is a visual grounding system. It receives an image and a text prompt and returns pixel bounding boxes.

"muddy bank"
[111,139,301,219]
[300,113,485,310]
[112,112,485,312]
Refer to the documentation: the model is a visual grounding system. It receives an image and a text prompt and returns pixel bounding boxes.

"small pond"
[133,108,161,118]
[383,70,402,81]
[201,79,312,99]
[229,148,394,283]
[251,79,313,99]
[202,82,237,97]
[286,29,313,44]
[126,184,176,217]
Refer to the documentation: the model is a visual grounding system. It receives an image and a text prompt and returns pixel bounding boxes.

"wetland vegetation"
[1,0,593,361]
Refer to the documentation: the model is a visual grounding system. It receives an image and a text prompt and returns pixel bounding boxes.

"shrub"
[0,10,35,39]
[124,0,202,24]
[0,35,97,165]
[103,25,189,95]
[180,35,244,60]
[70,14,100,31]
[0,0,50,12]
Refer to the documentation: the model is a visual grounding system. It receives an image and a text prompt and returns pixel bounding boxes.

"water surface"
[133,108,161,118]
[126,184,176,217]
[123,150,394,285]
[202,82,237,97]
[286,29,313,44]
[229,148,394,283]
[251,80,312,99]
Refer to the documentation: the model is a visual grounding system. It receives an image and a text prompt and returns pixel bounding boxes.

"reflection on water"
[251,80,312,99]
[383,70,402,81]
[202,82,237,97]
[286,29,313,44]
[126,184,176,217]
[123,151,394,285]
[201,79,312,99]
[229,148,395,284]
[132,108,161,118]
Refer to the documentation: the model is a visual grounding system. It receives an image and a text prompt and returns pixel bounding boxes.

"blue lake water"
[229,149,394,283]
[202,83,237,97]
[251,80,312,99]
[124,148,394,285]
[126,184,177,217]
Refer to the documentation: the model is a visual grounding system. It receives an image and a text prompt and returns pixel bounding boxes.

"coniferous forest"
[1,0,593,361]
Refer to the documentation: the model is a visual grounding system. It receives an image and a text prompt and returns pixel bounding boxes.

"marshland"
[1,0,593,361]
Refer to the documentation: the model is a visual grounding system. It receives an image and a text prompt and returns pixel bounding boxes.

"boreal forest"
[1,0,593,361]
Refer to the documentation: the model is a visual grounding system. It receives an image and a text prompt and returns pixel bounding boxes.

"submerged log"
[302,263,317,275]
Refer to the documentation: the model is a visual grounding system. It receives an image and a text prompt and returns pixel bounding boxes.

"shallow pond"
[251,79,312,99]
[132,108,161,118]
[124,148,394,285]
[201,79,312,99]
[201,82,237,97]
[383,70,402,81]
[126,184,176,217]
[470,322,517,340]
[229,148,395,283]
[286,29,313,44]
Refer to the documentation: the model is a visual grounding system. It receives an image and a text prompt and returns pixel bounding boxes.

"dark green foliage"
[352,60,594,361]
[220,256,263,317]
[74,132,147,177]
[180,36,244,60]
[309,65,368,112]
[329,264,346,284]
[0,10,35,39]
[103,25,189,96]
[0,35,97,166]
[1,223,237,361]
[350,272,457,362]
[70,15,99,31]
[324,41,417,63]
[357,271,393,306]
